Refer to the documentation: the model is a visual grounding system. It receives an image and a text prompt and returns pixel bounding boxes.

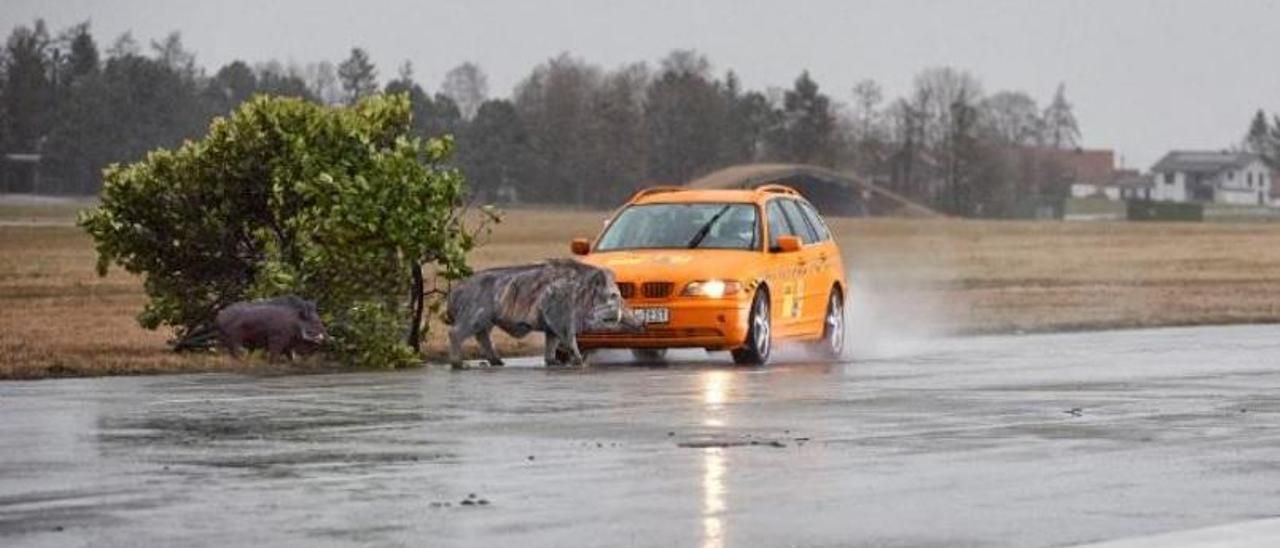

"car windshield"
[595,203,759,251]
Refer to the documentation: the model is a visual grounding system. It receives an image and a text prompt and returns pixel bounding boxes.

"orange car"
[572,184,847,365]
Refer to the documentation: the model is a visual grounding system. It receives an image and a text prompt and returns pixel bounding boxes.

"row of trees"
[2,19,1092,216]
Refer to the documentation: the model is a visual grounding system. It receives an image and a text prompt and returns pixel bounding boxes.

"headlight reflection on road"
[702,370,730,407]
[703,447,726,548]
[700,370,733,548]
[702,370,730,426]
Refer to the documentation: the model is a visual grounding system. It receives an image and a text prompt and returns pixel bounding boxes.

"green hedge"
[1126,200,1203,222]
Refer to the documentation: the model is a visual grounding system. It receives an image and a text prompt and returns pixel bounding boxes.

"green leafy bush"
[328,300,421,369]
[79,94,494,366]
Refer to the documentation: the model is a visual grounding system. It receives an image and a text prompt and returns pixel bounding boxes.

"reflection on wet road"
[4,325,1280,547]
[700,370,729,548]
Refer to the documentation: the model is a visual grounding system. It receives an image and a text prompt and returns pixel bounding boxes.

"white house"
[1115,174,1155,200]
[1069,172,1154,201]
[1150,151,1271,205]
[1070,182,1121,200]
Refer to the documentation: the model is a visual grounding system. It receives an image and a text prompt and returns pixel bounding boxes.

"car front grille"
[617,282,635,299]
[641,282,673,299]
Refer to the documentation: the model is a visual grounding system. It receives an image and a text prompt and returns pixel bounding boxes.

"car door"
[764,198,807,336]
[795,199,841,327]
[775,198,826,335]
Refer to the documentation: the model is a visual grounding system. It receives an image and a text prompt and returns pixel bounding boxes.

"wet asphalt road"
[3,325,1280,547]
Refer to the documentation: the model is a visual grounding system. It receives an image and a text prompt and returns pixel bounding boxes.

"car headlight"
[682,280,743,298]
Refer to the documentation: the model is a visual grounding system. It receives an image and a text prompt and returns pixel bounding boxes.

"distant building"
[1070,181,1119,200]
[1150,151,1271,205]
[1114,173,1155,200]
[1046,148,1117,186]
[1070,172,1154,201]
[1056,148,1136,200]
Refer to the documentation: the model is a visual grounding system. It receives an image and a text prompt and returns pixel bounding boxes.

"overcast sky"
[6,0,1279,168]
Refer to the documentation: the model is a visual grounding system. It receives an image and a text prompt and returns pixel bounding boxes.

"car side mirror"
[570,238,591,256]
[775,235,802,253]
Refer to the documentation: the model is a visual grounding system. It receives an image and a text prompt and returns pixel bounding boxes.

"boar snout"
[619,309,645,332]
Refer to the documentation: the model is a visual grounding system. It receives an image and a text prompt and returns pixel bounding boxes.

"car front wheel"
[810,288,845,361]
[731,289,771,366]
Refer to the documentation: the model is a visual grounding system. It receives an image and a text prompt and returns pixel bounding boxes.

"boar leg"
[544,333,561,366]
[448,326,468,368]
[476,328,503,366]
[561,324,585,366]
[266,335,288,363]
[550,305,585,366]
[217,331,244,360]
[222,340,245,360]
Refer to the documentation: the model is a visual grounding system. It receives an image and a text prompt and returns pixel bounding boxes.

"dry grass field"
[4,198,1280,379]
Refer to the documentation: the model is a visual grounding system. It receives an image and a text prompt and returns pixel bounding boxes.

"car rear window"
[796,200,831,241]
[778,199,819,244]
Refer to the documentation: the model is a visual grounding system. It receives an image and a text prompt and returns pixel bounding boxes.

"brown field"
[4,200,1280,379]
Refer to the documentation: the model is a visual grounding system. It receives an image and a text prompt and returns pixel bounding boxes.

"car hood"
[580,249,763,286]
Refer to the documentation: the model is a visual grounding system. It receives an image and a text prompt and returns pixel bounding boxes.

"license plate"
[635,307,670,324]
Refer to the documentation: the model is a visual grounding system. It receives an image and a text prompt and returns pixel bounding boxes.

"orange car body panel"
[576,186,847,352]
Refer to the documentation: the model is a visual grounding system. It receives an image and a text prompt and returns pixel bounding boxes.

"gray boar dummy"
[445,259,641,367]
[216,296,329,361]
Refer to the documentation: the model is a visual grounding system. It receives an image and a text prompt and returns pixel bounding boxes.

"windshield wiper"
[686,205,732,249]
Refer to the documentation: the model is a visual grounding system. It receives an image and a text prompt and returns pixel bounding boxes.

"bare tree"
[644,49,726,184]
[851,78,884,143]
[442,62,489,120]
[911,67,984,149]
[514,53,601,204]
[906,67,987,213]
[303,60,341,105]
[584,62,648,205]
[980,90,1042,146]
[150,32,197,79]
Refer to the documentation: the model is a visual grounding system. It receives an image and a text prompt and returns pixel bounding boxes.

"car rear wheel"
[630,348,667,363]
[810,288,845,361]
[731,289,771,366]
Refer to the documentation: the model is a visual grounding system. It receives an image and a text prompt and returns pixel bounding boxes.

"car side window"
[796,201,831,242]
[778,199,819,244]
[765,200,796,250]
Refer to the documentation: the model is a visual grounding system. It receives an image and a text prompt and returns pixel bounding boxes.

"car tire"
[630,348,668,363]
[731,289,771,366]
[810,288,845,361]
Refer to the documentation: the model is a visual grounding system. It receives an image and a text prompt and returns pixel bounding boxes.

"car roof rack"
[629,186,687,201]
[754,183,800,196]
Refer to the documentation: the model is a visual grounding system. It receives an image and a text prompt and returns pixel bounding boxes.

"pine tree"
[1243,109,1278,168]
[772,70,836,166]
[337,47,378,105]
[1041,83,1080,149]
